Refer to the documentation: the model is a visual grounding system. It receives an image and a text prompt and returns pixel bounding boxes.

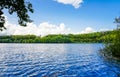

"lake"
[0,43,120,77]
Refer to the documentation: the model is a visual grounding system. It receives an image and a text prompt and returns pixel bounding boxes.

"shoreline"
[100,48,120,63]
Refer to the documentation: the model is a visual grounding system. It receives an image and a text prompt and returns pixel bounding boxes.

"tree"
[113,16,120,57]
[0,0,34,31]
[114,16,120,29]
[106,16,120,57]
[0,11,6,31]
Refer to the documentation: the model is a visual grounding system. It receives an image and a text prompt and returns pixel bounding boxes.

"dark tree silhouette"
[0,11,6,31]
[0,0,34,31]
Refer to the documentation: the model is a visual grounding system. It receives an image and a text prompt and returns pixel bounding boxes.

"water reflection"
[0,43,120,77]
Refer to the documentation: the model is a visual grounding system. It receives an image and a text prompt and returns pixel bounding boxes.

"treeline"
[0,30,116,43]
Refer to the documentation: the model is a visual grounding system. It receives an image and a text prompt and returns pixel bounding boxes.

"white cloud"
[1,20,111,36]
[0,20,71,37]
[80,27,94,34]
[55,0,83,9]
[38,22,71,36]
[99,28,110,32]
[1,17,110,37]
[1,16,110,37]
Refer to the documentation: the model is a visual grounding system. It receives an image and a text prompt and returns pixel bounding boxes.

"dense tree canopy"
[0,0,34,31]
[0,30,115,43]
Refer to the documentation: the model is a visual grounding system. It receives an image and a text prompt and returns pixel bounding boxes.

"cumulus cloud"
[55,0,83,9]
[0,20,71,36]
[1,20,108,36]
[38,22,71,36]
[0,18,98,36]
[0,16,102,36]
[80,27,94,34]
[1,16,107,37]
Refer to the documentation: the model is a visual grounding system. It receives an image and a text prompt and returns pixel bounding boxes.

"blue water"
[0,43,120,77]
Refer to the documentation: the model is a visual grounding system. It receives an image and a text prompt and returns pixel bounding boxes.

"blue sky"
[1,0,120,36]
[31,0,120,30]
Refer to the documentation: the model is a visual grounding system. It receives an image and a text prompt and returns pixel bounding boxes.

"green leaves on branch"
[0,0,34,30]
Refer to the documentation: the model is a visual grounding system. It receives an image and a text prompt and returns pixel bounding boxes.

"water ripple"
[0,44,120,77]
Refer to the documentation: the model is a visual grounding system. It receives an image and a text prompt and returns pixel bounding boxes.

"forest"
[0,30,116,43]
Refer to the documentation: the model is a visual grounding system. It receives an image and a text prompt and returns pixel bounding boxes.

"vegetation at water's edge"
[101,29,120,60]
[101,17,120,61]
[108,30,120,57]
[0,30,115,43]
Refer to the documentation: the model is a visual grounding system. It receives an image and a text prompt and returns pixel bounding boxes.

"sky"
[1,0,120,36]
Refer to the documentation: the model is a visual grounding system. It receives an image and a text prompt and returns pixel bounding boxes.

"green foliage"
[103,17,120,58]
[108,16,120,57]
[0,0,34,31]
[0,30,115,43]
[107,30,120,57]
